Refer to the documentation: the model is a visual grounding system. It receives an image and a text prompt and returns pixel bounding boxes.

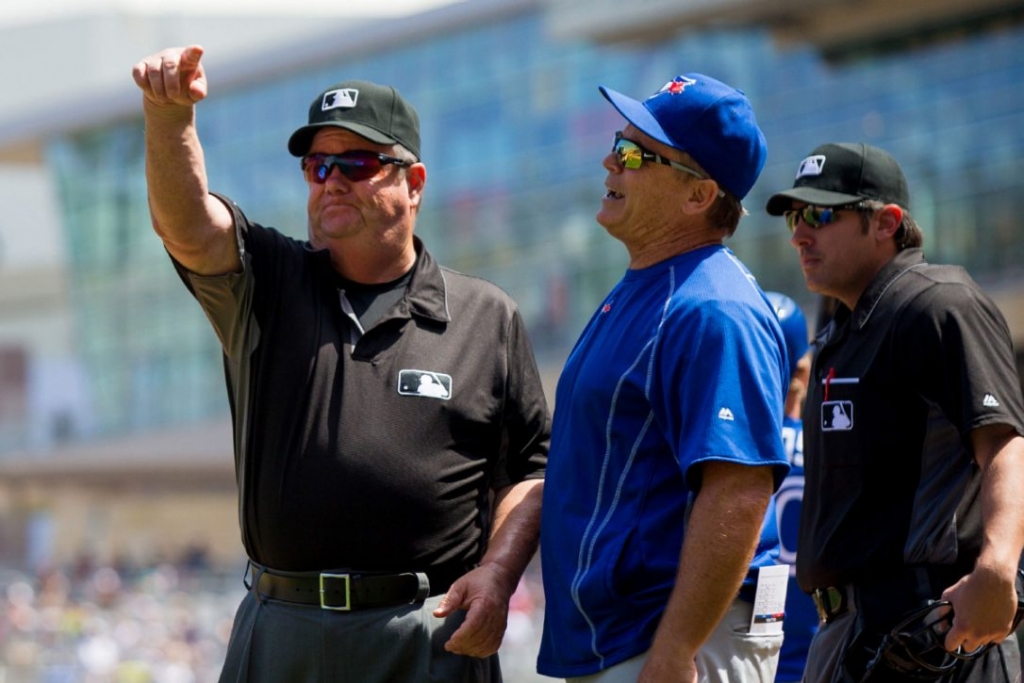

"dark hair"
[859,200,923,250]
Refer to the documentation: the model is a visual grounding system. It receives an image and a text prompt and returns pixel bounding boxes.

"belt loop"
[911,566,934,599]
[248,561,269,605]
[414,572,431,601]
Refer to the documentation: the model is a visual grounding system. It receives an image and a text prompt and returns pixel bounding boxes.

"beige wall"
[0,479,242,570]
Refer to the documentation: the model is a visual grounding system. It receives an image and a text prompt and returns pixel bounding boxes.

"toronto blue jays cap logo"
[661,76,696,95]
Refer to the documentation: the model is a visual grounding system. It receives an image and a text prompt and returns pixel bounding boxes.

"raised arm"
[131,45,238,275]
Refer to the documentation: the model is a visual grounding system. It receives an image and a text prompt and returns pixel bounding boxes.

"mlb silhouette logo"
[821,400,853,431]
[795,155,826,179]
[322,88,359,111]
[398,369,452,400]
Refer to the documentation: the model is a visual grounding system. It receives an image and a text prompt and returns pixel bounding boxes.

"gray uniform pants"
[218,589,502,682]
[566,597,783,682]
[803,604,1020,683]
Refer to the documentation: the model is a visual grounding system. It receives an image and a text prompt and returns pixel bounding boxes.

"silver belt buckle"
[319,573,352,611]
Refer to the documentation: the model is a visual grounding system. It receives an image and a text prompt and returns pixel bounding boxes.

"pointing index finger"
[180,44,205,73]
[179,45,208,102]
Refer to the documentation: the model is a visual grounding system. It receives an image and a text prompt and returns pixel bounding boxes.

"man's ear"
[681,178,720,215]
[875,204,904,241]
[406,163,427,208]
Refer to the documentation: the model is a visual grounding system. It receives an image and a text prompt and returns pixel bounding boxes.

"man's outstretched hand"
[132,45,208,108]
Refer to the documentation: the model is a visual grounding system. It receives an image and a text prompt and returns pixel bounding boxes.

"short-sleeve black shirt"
[174,196,550,582]
[798,248,1024,591]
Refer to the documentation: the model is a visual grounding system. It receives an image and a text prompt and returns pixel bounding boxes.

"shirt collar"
[849,248,927,329]
[404,236,451,324]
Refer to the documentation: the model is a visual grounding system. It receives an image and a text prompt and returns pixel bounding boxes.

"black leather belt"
[248,562,433,611]
[811,585,850,624]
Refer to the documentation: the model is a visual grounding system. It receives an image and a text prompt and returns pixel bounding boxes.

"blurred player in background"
[763,291,817,682]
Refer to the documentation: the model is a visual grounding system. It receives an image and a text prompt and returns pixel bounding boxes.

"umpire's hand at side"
[433,562,516,657]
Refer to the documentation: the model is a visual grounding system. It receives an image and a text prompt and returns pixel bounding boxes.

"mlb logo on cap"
[288,79,421,160]
[322,89,359,111]
[796,155,826,179]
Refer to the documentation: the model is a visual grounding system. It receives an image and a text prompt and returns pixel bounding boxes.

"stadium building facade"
[2,0,1024,568]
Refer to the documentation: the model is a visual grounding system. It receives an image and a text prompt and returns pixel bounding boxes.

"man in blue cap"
[538,75,790,682]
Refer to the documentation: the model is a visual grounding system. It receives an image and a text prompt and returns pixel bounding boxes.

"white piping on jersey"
[724,249,765,295]
[568,265,676,667]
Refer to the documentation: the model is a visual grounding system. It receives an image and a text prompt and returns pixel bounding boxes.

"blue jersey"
[774,414,818,682]
[538,246,790,678]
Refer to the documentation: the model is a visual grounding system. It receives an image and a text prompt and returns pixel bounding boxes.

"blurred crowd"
[0,553,547,683]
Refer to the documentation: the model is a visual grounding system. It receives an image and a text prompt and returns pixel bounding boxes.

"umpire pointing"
[132,45,550,682]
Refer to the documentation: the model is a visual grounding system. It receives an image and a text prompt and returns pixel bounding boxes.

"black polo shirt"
[174,196,550,583]
[797,248,1024,592]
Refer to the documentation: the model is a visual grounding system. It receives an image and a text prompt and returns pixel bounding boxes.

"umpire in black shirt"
[767,142,1024,682]
[132,45,549,682]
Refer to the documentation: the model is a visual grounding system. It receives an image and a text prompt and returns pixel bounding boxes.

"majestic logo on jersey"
[821,400,853,431]
[795,155,826,179]
[660,76,697,95]
[397,369,452,400]
[983,393,1001,407]
[718,407,735,421]
[321,88,359,111]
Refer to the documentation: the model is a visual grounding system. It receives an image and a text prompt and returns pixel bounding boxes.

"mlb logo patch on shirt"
[398,369,452,400]
[821,401,853,431]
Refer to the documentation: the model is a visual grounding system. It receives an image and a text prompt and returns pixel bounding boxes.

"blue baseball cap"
[599,74,768,199]
[765,291,809,374]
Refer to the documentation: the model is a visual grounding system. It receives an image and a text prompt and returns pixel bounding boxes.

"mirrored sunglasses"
[301,151,410,184]
[611,131,707,180]
[784,203,869,232]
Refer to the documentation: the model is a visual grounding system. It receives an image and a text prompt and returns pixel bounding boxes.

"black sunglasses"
[301,151,410,184]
